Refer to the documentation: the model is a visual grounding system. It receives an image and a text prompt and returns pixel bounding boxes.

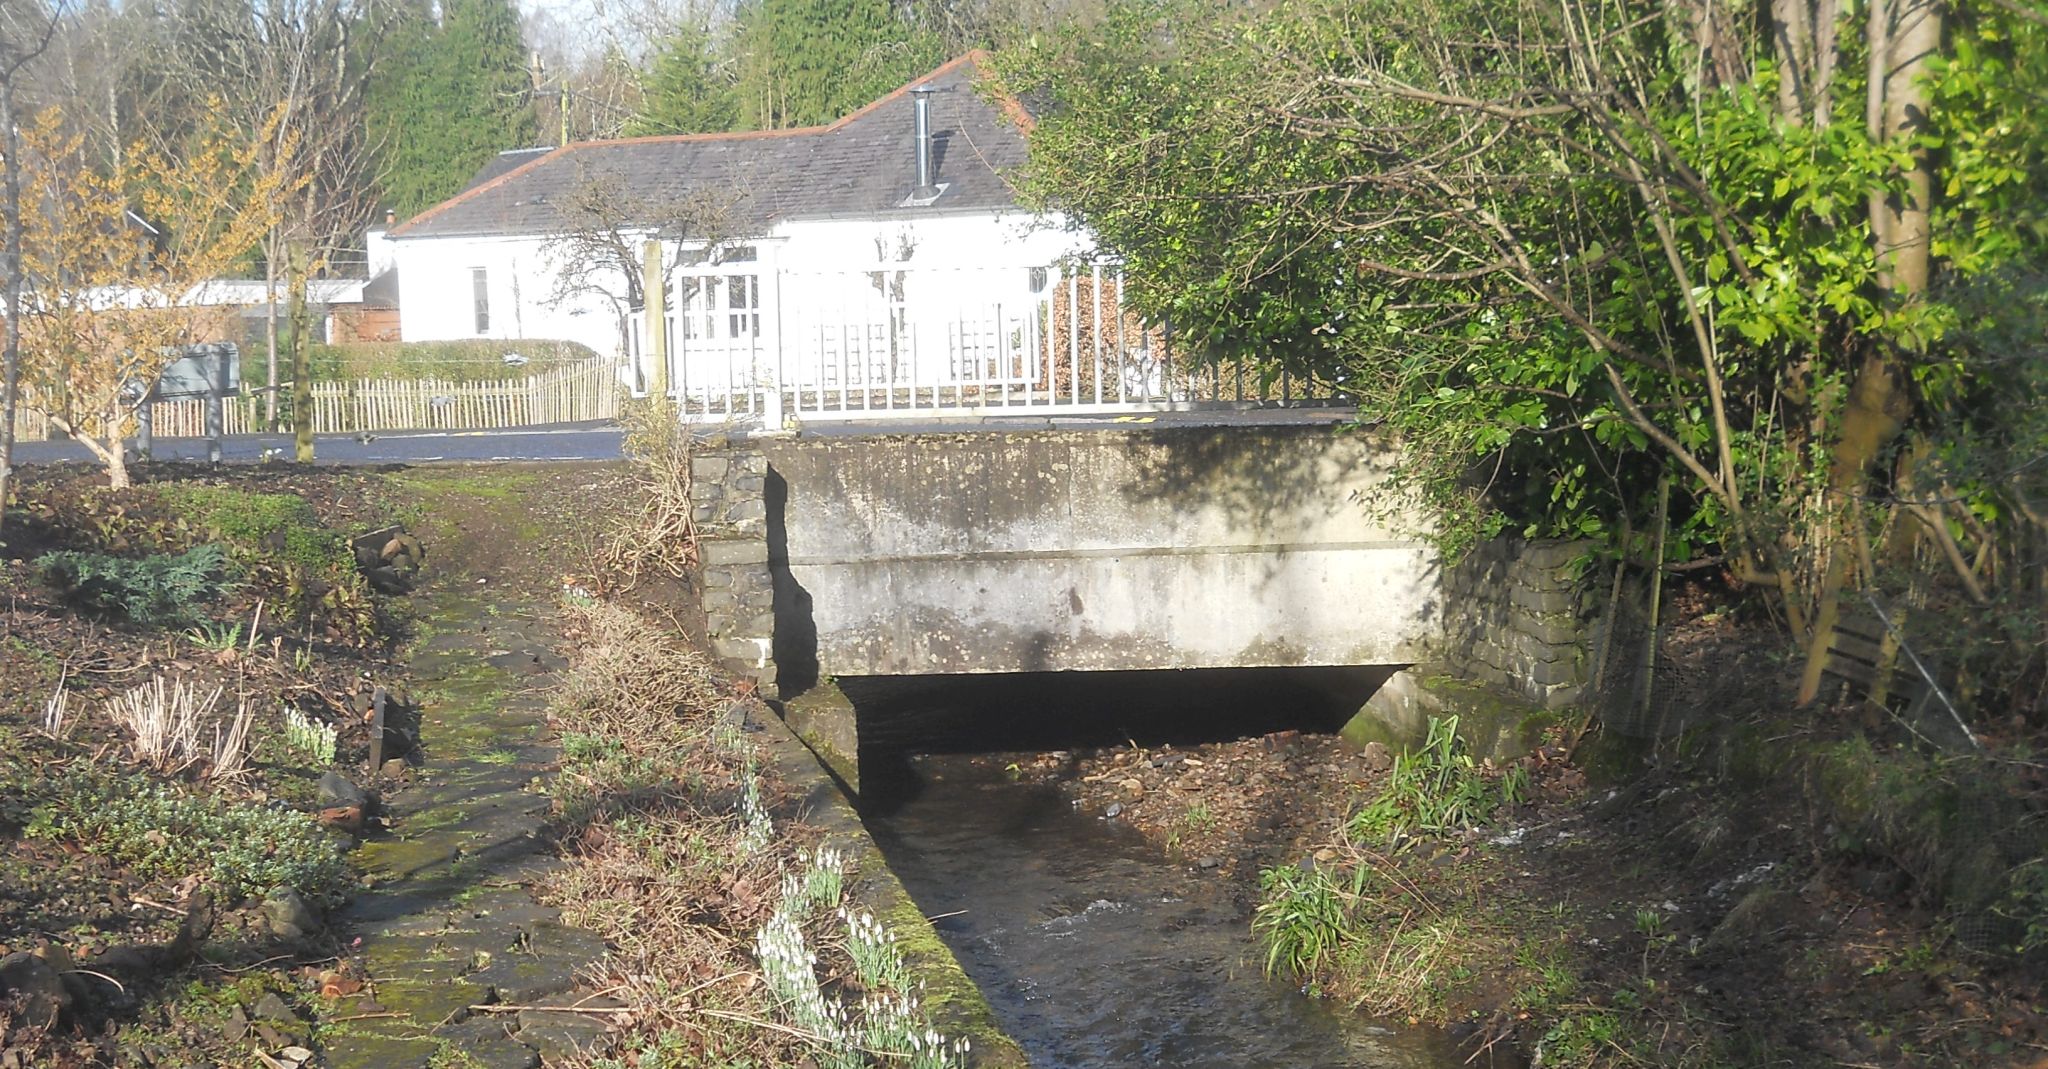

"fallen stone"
[381,758,410,780]
[318,805,366,834]
[465,955,580,1003]
[1105,802,1124,819]
[0,952,71,1028]
[1120,777,1146,800]
[432,1018,541,1069]
[318,771,371,809]
[262,887,320,940]
[222,1003,251,1043]
[1198,857,1223,870]
[251,991,298,1023]
[515,994,624,1060]
[366,565,411,594]
[320,1030,441,1069]
[1361,741,1394,772]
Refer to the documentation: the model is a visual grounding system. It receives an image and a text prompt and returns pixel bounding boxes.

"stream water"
[866,756,1473,1069]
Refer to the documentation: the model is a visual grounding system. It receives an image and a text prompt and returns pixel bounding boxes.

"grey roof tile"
[392,55,1028,240]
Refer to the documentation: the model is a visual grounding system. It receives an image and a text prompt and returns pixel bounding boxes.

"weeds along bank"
[0,465,420,1066]
[531,399,1014,1068]
[534,599,1003,1067]
[1243,708,2048,1066]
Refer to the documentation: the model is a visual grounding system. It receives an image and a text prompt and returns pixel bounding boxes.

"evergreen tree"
[629,23,739,136]
[369,0,537,220]
[730,0,942,129]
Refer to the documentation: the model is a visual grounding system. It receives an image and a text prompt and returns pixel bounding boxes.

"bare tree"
[146,0,390,448]
[543,167,740,389]
[0,0,64,533]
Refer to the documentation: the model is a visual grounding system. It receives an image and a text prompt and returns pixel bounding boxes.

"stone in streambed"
[262,886,321,940]
[0,952,71,1028]
[318,771,371,809]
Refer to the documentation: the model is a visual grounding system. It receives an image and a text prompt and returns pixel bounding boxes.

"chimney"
[385,208,396,226]
[911,85,937,199]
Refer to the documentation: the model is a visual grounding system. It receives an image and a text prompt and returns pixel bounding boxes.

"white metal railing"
[623,262,1343,424]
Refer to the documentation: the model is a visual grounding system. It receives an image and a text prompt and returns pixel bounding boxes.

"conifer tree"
[369,0,537,220]
[729,0,941,129]
[629,23,738,136]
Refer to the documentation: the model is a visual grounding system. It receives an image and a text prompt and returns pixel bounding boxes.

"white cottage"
[384,53,1154,423]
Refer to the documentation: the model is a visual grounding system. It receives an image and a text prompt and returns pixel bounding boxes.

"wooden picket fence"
[15,357,626,440]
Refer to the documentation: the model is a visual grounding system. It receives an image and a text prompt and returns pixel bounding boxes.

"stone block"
[739,453,768,475]
[724,498,768,524]
[701,539,769,566]
[700,590,736,613]
[712,637,771,666]
[1510,628,1569,664]
[705,613,733,637]
[733,474,766,493]
[1514,653,1579,687]
[691,456,731,483]
[1517,538,1585,571]
[744,612,776,635]
[692,505,715,523]
[699,568,733,590]
[1515,611,1583,647]
[1509,584,1575,614]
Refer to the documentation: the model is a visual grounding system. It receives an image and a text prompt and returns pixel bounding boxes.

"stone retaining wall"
[1436,537,1591,710]
[689,444,777,691]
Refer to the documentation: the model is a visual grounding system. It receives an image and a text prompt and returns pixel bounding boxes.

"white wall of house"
[390,209,1092,385]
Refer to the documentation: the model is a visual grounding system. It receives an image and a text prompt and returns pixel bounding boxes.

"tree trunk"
[103,402,129,491]
[265,232,280,431]
[289,246,314,463]
[1796,0,1942,704]
[0,80,22,533]
[1772,0,1815,121]
[1877,0,1942,293]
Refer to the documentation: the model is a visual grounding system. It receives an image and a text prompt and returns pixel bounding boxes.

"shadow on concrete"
[767,466,820,697]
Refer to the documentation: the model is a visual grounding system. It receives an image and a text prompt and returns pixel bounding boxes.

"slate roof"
[464,147,554,191]
[391,54,1032,240]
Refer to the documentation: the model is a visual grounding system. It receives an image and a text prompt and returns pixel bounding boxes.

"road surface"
[9,407,1359,467]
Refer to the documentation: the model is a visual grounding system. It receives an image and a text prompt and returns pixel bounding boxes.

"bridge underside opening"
[840,666,1397,807]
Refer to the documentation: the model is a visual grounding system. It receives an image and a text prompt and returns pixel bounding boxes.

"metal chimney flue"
[912,85,937,199]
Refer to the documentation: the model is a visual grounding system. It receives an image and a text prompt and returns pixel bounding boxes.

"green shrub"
[1253,863,1351,978]
[36,544,231,626]
[149,485,378,642]
[25,770,351,904]
[285,339,597,384]
[1349,715,1503,843]
[151,486,343,572]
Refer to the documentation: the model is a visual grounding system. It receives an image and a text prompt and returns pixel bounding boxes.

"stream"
[865,755,1473,1069]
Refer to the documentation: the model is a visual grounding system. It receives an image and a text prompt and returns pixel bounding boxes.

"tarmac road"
[10,423,628,466]
[8,407,1358,468]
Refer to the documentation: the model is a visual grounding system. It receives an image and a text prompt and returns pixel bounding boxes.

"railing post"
[759,252,786,431]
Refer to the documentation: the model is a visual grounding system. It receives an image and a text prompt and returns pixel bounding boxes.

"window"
[727,274,759,337]
[471,268,490,334]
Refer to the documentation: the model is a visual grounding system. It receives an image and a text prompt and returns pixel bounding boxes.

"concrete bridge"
[760,420,1440,678]
[688,414,1590,779]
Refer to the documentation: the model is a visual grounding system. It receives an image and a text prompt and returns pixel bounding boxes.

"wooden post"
[1638,478,1672,727]
[642,239,668,398]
